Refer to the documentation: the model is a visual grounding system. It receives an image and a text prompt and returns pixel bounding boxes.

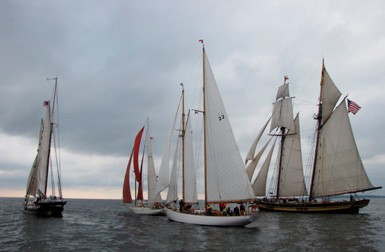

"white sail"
[312,100,374,197]
[184,115,197,203]
[245,118,270,164]
[166,139,180,204]
[321,67,342,122]
[278,114,308,197]
[146,121,161,205]
[26,120,44,196]
[270,97,294,132]
[204,52,254,203]
[246,138,272,181]
[276,83,290,101]
[155,100,180,198]
[252,139,277,196]
[27,103,52,197]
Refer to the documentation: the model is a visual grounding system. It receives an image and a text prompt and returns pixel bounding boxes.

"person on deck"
[233,206,240,216]
[240,203,246,215]
[179,199,184,212]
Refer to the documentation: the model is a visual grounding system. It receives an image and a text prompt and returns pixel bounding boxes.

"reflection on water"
[0,197,384,251]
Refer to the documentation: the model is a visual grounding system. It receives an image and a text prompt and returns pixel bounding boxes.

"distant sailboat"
[164,42,256,226]
[122,120,163,215]
[255,62,382,213]
[24,78,66,217]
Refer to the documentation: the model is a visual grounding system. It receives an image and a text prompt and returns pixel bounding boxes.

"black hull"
[24,200,67,217]
[256,199,370,214]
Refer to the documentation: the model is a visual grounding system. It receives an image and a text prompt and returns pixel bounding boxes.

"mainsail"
[310,62,379,199]
[26,103,52,197]
[203,50,254,203]
[123,127,145,204]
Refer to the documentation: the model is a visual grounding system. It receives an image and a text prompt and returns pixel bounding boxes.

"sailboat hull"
[125,204,165,216]
[256,199,370,214]
[164,208,252,227]
[24,199,66,217]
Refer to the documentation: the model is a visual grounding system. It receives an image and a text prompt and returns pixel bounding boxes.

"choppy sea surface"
[0,197,384,251]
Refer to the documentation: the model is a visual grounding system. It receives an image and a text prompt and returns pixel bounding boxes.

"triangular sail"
[155,98,181,198]
[166,139,180,204]
[321,67,342,122]
[246,138,272,181]
[277,114,308,197]
[245,118,271,165]
[184,114,197,203]
[133,127,145,200]
[123,149,134,203]
[312,100,374,197]
[204,50,254,203]
[252,138,277,196]
[27,103,52,197]
[146,120,162,205]
[26,119,44,196]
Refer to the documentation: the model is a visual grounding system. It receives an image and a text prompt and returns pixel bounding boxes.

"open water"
[0,197,384,251]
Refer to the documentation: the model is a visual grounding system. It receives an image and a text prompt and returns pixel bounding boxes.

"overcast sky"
[1,0,384,199]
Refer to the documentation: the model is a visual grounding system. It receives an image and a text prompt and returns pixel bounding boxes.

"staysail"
[252,138,277,196]
[184,114,198,203]
[245,118,271,165]
[146,120,162,205]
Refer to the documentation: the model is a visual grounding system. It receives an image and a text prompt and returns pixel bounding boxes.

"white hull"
[164,208,251,227]
[126,204,164,216]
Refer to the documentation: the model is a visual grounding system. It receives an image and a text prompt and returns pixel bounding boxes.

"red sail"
[133,127,144,183]
[122,149,134,203]
[133,127,145,200]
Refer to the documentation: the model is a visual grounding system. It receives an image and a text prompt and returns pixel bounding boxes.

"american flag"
[347,99,361,115]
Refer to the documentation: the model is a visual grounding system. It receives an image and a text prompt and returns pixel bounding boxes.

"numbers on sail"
[218,113,225,121]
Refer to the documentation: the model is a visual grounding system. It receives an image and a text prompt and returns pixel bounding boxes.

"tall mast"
[275,76,288,200]
[309,59,324,201]
[45,77,58,196]
[200,40,208,211]
[181,83,186,201]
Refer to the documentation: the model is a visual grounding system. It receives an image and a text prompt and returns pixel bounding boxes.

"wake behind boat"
[24,78,66,217]
[122,121,164,216]
[251,62,381,213]
[164,41,256,227]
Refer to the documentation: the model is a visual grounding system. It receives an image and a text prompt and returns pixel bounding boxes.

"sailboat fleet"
[24,42,381,223]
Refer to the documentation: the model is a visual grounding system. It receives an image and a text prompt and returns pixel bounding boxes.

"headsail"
[155,96,181,198]
[252,138,277,196]
[184,113,197,203]
[26,102,52,197]
[245,118,271,165]
[146,120,162,205]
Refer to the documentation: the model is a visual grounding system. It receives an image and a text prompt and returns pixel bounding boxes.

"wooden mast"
[181,83,186,202]
[275,76,289,200]
[201,41,208,212]
[309,59,324,201]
